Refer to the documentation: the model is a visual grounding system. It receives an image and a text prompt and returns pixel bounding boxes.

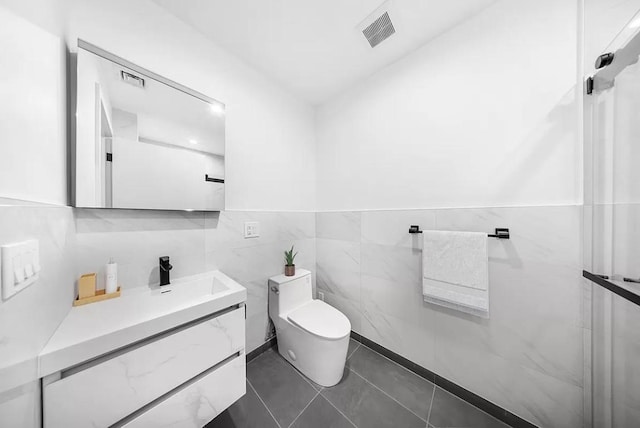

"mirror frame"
[71,39,226,212]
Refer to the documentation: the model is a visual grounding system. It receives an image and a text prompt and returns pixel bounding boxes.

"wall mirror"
[73,40,225,211]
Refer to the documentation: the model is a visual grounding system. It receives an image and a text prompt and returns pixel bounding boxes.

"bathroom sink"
[39,270,246,378]
[148,272,231,298]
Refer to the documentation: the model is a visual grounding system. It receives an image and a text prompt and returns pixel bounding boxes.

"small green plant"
[284,245,297,266]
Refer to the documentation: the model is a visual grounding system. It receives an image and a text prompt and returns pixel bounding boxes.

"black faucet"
[159,256,172,286]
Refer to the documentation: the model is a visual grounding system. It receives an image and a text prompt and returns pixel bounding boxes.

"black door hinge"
[586,77,594,95]
[106,153,113,162]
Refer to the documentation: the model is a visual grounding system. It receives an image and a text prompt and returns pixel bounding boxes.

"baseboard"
[246,337,277,363]
[350,332,538,428]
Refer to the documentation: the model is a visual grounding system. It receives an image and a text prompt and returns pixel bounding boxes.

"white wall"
[316,0,580,211]
[0,12,71,428]
[0,8,66,205]
[0,1,317,426]
[315,1,586,426]
[0,0,316,211]
[584,0,640,75]
[3,1,624,427]
[61,0,316,212]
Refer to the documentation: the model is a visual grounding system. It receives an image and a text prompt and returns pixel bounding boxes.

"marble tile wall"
[585,200,640,427]
[316,206,585,428]
[203,211,315,351]
[75,209,316,353]
[75,209,209,291]
[2,203,593,427]
[587,201,640,427]
[609,203,640,426]
[610,293,640,427]
[0,204,76,426]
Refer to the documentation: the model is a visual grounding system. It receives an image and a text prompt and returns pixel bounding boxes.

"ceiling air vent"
[362,11,395,48]
[121,70,145,89]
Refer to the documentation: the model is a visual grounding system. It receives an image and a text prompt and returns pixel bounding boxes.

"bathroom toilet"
[268,269,351,387]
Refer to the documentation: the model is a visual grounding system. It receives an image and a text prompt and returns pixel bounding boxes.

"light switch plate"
[1,239,40,300]
[244,221,260,239]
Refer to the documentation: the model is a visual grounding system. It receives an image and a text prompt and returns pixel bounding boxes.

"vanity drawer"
[44,307,244,428]
[122,354,246,428]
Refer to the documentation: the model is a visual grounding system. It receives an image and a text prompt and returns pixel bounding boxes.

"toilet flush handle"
[270,286,279,294]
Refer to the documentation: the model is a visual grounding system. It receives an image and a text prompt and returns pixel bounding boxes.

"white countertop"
[39,270,246,377]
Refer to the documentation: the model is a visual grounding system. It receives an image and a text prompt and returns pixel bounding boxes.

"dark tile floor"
[207,340,510,428]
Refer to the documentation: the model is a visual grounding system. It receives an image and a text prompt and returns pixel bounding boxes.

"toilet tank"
[269,270,312,316]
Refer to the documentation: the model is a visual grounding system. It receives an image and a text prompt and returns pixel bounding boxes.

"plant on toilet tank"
[284,245,297,276]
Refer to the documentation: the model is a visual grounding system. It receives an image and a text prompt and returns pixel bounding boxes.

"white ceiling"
[154,0,498,105]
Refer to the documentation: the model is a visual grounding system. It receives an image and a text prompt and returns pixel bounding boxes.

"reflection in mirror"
[74,41,225,211]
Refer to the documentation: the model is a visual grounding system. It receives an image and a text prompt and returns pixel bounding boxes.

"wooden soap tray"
[73,287,121,307]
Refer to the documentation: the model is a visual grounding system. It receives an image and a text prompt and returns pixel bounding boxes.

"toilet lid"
[287,300,351,340]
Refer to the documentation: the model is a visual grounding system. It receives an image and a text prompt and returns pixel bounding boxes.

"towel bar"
[408,226,510,239]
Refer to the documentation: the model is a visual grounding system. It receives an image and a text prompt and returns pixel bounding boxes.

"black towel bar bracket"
[488,228,510,239]
[408,225,510,240]
[205,174,225,183]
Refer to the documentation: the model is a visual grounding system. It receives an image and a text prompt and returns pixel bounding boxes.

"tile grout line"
[291,361,324,391]
[259,347,326,395]
[357,340,435,387]
[348,367,427,423]
[287,390,320,428]
[246,378,282,428]
[433,385,511,428]
[257,339,506,428]
[357,341,514,427]
[347,341,361,360]
[319,390,359,428]
[273,349,325,392]
[426,382,436,426]
[246,348,271,367]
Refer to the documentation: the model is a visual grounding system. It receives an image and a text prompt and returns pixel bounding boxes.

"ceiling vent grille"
[121,70,145,89]
[362,11,395,48]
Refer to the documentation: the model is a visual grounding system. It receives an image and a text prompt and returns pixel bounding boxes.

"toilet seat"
[287,300,350,340]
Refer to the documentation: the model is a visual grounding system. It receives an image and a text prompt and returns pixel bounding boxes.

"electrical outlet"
[318,291,325,301]
[244,221,260,239]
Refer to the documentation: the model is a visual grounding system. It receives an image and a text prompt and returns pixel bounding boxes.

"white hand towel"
[422,230,489,317]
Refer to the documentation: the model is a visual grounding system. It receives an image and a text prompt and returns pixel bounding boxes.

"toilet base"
[275,324,349,387]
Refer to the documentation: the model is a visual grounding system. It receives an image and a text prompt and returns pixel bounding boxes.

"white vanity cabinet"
[122,356,245,428]
[39,271,247,428]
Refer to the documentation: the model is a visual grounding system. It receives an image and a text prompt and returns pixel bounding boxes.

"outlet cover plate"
[1,239,40,301]
[244,221,260,239]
